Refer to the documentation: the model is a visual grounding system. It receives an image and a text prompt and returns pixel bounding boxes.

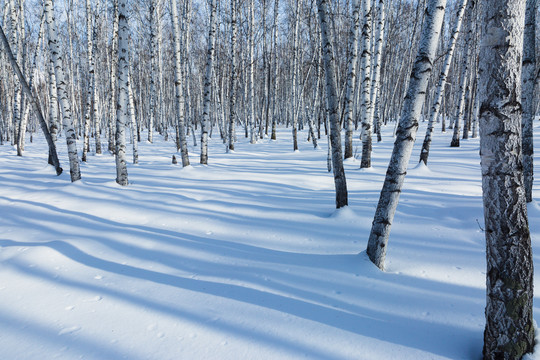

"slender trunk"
[228,0,238,151]
[82,0,94,162]
[0,23,62,175]
[371,0,386,143]
[317,0,348,209]
[114,0,129,186]
[344,0,361,159]
[360,0,373,168]
[170,0,190,166]
[44,0,81,182]
[366,0,446,270]
[128,69,138,164]
[270,0,279,140]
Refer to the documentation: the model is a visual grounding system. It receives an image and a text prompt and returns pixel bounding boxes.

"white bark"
[115,0,129,186]
[479,0,533,357]
[228,0,238,151]
[200,0,217,164]
[317,0,348,208]
[170,0,190,166]
[44,0,81,182]
[360,0,373,168]
[366,0,446,270]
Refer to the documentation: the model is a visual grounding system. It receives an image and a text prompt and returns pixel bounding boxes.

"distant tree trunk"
[44,0,81,182]
[317,0,348,209]
[521,0,535,203]
[270,0,279,140]
[82,0,94,162]
[114,0,129,186]
[148,0,157,143]
[170,0,190,166]
[128,69,138,164]
[228,0,238,152]
[360,0,373,168]
[291,0,301,151]
[371,0,386,143]
[109,0,119,152]
[366,0,446,270]
[0,23,62,175]
[479,0,534,357]
[419,0,468,165]
[248,0,256,144]
[450,12,473,148]
[199,0,217,164]
[343,0,361,159]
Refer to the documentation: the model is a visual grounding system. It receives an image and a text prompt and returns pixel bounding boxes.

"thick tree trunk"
[44,0,81,182]
[479,0,534,358]
[317,0,348,209]
[366,0,446,270]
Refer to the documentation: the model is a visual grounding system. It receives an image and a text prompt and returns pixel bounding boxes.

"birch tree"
[360,0,373,168]
[521,0,535,203]
[115,0,129,186]
[366,0,446,270]
[479,0,534,357]
[0,23,62,175]
[370,0,386,144]
[343,0,361,159]
[200,0,217,164]
[317,0,348,209]
[228,0,238,152]
[270,0,279,141]
[419,0,468,165]
[170,0,190,166]
[44,0,81,182]
[82,0,95,162]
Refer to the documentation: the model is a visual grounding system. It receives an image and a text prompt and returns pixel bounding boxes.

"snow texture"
[1,124,540,359]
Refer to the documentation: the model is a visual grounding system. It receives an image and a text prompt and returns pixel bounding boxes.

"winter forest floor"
[2,122,540,359]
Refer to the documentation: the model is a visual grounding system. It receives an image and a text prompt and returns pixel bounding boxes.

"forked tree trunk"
[317,0,348,209]
[479,0,534,358]
[44,0,81,182]
[366,0,446,270]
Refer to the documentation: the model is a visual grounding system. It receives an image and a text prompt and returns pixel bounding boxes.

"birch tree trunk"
[109,0,119,152]
[366,0,446,270]
[521,0,535,203]
[127,69,138,165]
[291,0,301,151]
[248,0,256,144]
[317,0,348,209]
[0,23,62,175]
[270,0,279,141]
[228,0,238,152]
[200,0,217,164]
[115,0,129,186]
[82,0,94,162]
[360,0,373,168]
[419,0,468,164]
[371,0,386,144]
[343,0,361,159]
[170,0,190,166]
[450,13,473,148]
[479,0,534,357]
[148,0,157,143]
[44,0,81,182]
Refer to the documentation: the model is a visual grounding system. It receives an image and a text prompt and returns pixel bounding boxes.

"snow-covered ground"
[1,123,539,359]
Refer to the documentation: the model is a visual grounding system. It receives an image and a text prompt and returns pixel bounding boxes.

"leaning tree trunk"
[317,0,348,209]
[170,0,190,166]
[419,0,468,164]
[521,0,536,203]
[479,0,534,358]
[200,0,217,164]
[44,0,81,182]
[366,0,446,270]
[114,0,129,186]
[343,0,361,159]
[0,23,62,175]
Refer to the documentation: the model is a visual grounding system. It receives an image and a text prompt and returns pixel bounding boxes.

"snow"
[1,123,540,359]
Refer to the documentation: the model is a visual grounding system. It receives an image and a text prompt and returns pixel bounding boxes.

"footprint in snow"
[58,326,81,335]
